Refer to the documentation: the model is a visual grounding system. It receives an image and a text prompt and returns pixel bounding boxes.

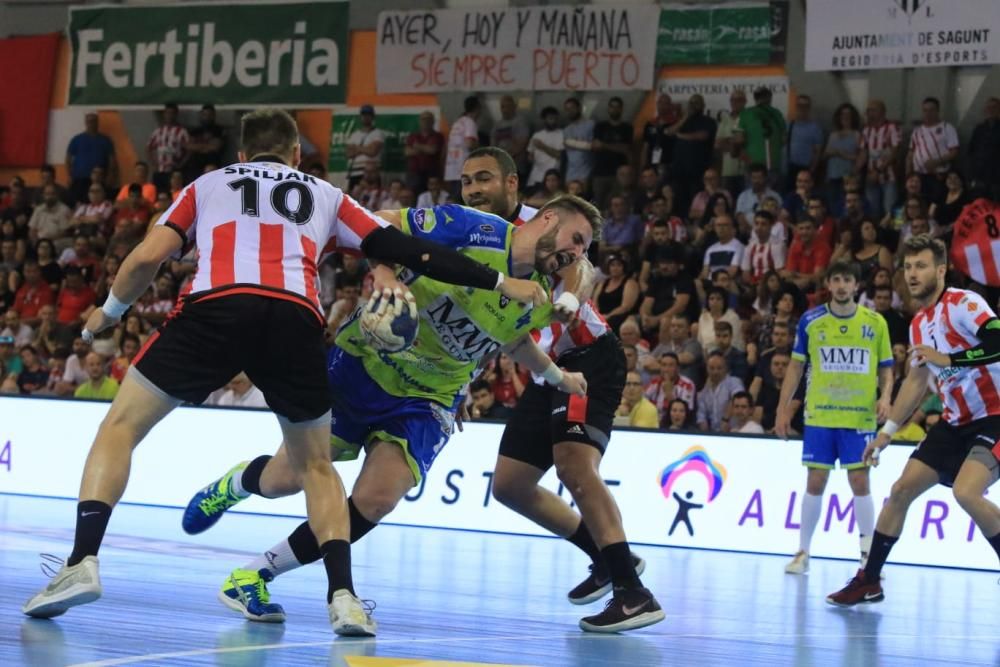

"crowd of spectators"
[2,93,998,442]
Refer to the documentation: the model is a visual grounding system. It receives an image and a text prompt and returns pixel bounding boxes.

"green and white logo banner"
[68,1,349,106]
[656,2,787,66]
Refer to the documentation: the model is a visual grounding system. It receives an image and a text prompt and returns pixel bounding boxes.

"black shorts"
[910,416,1000,487]
[498,334,625,471]
[133,291,329,423]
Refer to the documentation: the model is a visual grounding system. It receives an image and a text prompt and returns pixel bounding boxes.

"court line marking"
[66,634,558,667]
[63,630,996,667]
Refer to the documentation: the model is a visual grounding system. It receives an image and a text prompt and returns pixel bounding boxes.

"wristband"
[494,272,505,291]
[554,292,580,314]
[880,419,899,437]
[101,290,130,319]
[541,364,564,386]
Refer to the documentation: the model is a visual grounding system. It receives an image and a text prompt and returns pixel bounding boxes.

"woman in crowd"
[851,219,893,287]
[489,352,530,409]
[751,270,784,321]
[824,104,863,206]
[694,286,746,353]
[34,239,64,292]
[663,399,694,431]
[593,254,640,333]
[526,169,565,208]
[928,170,970,241]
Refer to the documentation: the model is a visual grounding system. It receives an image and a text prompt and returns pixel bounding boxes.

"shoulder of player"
[800,304,830,328]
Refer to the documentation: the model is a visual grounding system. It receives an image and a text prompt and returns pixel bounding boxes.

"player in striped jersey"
[828,235,1000,606]
[461,147,663,633]
[22,109,547,635]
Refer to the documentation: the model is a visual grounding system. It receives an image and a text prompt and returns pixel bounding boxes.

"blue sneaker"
[218,568,286,623]
[182,462,249,535]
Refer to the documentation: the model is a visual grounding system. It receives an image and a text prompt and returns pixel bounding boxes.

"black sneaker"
[567,554,646,605]
[579,586,665,633]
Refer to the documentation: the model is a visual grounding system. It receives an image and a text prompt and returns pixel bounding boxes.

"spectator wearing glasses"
[614,371,659,429]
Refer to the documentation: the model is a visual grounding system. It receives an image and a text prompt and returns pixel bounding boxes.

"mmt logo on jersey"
[659,447,727,537]
[818,347,871,374]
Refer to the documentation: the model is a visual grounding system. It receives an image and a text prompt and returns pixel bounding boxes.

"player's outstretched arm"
[83,226,181,339]
[865,361,930,466]
[504,334,587,396]
[363,211,546,306]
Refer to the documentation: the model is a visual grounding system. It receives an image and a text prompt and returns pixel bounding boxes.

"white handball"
[359,287,419,353]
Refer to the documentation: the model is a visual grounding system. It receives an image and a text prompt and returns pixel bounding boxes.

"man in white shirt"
[207,372,267,409]
[563,98,595,187]
[735,163,781,230]
[444,96,481,195]
[28,185,72,244]
[416,175,450,208]
[527,107,565,189]
[700,214,745,281]
[727,391,764,434]
[907,96,959,202]
[697,352,745,432]
[345,105,385,191]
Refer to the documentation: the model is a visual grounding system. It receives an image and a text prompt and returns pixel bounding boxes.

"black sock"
[601,541,641,591]
[863,530,898,581]
[348,497,378,543]
[320,539,353,601]
[287,520,322,565]
[67,500,112,566]
[986,532,1000,566]
[239,455,273,497]
[286,499,380,568]
[566,521,603,566]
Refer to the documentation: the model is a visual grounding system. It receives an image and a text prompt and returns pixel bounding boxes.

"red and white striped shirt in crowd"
[156,160,387,319]
[147,124,190,173]
[72,200,113,224]
[910,288,1000,426]
[908,122,959,175]
[740,237,786,284]
[511,203,612,377]
[644,373,696,422]
[861,121,901,181]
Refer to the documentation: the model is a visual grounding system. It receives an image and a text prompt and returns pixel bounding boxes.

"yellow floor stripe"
[345,657,535,667]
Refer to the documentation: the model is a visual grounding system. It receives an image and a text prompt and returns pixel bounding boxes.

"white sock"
[244,539,302,578]
[799,493,823,553]
[229,467,251,499]
[854,493,875,562]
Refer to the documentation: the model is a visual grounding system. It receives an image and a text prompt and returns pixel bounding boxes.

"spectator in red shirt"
[111,184,152,249]
[147,102,189,193]
[13,261,54,326]
[60,235,102,286]
[404,111,444,194]
[110,332,141,383]
[68,184,113,239]
[489,352,530,408]
[56,265,96,325]
[782,217,831,293]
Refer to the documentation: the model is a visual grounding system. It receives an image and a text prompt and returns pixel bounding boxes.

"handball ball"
[359,288,419,353]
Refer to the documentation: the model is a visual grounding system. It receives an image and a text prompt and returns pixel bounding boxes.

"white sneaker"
[328,589,376,637]
[785,550,809,574]
[23,555,102,618]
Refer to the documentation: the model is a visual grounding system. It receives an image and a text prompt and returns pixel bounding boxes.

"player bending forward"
[180,198,598,628]
[828,235,1000,605]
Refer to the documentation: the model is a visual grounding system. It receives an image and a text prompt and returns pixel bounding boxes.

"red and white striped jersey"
[157,160,387,319]
[147,124,190,173]
[644,374,697,422]
[908,122,959,175]
[910,288,1000,426]
[861,121,901,180]
[741,237,786,283]
[510,202,611,363]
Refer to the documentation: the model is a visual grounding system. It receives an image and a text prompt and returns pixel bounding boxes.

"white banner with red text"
[0,396,994,570]
[375,5,660,93]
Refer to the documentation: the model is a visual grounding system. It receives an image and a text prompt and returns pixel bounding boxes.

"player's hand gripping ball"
[359,287,419,353]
